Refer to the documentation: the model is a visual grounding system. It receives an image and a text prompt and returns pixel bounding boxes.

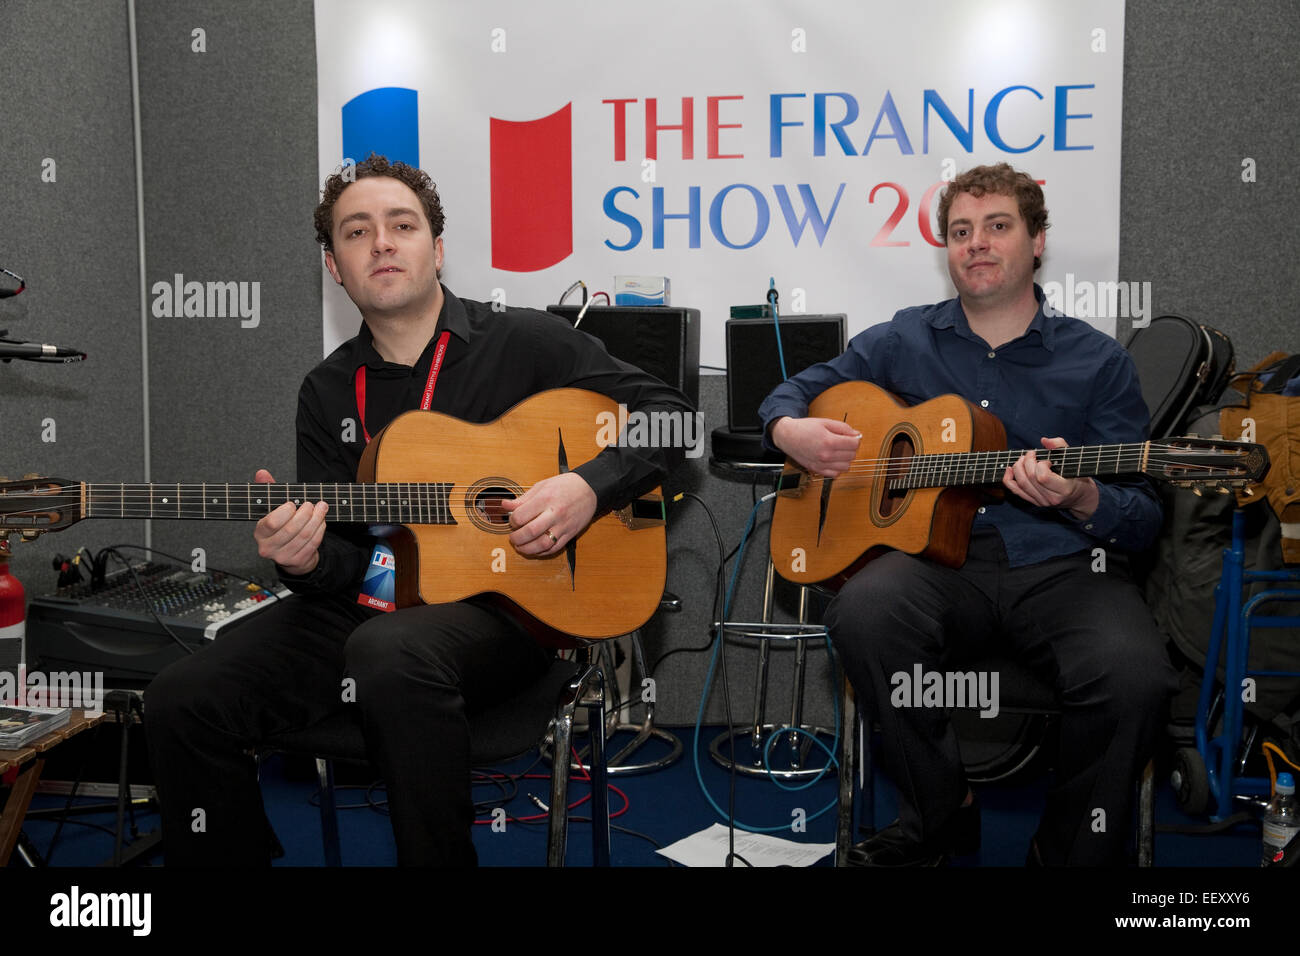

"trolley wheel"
[1171,747,1209,815]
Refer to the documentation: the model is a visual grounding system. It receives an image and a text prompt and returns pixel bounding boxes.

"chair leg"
[584,674,611,867]
[835,678,857,866]
[1138,757,1155,867]
[317,757,342,867]
[548,689,577,867]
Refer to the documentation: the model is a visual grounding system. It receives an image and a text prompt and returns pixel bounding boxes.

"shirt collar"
[347,284,469,375]
[928,283,1057,352]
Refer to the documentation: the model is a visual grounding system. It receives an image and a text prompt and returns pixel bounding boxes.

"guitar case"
[1146,388,1300,765]
[1124,314,1235,437]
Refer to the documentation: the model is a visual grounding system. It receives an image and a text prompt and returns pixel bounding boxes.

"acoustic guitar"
[0,389,667,639]
[769,381,1270,586]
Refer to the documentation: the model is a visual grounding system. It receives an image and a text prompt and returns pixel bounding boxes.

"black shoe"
[847,798,981,867]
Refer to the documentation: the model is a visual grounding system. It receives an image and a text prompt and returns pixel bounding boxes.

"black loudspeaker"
[725,314,846,430]
[546,304,701,406]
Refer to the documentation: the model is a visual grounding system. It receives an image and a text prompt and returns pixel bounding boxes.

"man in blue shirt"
[759,163,1177,865]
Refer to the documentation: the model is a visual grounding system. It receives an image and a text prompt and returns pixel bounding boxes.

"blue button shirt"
[757,287,1162,566]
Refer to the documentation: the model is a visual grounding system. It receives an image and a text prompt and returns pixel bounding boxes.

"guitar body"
[769,381,1006,586]
[357,388,666,639]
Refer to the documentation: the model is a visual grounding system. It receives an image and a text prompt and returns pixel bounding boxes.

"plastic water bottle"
[1261,772,1298,867]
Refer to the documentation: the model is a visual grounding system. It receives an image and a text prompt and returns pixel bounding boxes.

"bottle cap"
[1278,772,1295,793]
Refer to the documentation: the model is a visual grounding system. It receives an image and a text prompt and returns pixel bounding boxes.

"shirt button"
[978,507,986,514]
[987,351,996,359]
[1109,538,1117,544]
[980,399,989,407]
[1085,523,1094,530]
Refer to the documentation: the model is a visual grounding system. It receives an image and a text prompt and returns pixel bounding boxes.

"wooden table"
[0,710,108,865]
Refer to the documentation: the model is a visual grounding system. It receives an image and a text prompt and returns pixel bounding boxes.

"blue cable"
[692,496,840,832]
[768,277,788,381]
[761,636,840,793]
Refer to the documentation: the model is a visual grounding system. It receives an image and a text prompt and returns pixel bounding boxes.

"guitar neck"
[889,443,1149,491]
[83,482,457,525]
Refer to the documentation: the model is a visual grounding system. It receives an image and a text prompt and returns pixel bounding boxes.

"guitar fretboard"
[886,443,1148,491]
[84,482,458,525]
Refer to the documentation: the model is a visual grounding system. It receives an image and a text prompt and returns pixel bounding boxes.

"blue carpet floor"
[11,724,1264,868]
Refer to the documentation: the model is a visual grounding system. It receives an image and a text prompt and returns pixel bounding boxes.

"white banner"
[315,0,1127,366]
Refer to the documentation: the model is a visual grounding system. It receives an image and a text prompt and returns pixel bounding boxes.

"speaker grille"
[726,315,846,430]
[546,305,700,406]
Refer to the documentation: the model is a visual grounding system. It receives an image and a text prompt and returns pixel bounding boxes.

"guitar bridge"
[775,470,806,496]
[616,494,665,530]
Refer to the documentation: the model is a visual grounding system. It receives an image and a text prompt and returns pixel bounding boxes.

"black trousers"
[144,592,550,866]
[826,528,1178,865]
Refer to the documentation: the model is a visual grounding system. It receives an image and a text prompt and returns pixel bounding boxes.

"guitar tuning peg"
[1217,484,1232,495]
[1210,434,1224,442]
[20,529,41,542]
[22,473,39,480]
[1243,485,1255,496]
[1192,486,1204,497]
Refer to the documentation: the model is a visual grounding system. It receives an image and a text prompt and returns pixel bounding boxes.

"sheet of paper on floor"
[656,823,834,867]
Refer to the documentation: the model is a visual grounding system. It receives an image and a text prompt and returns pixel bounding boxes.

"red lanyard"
[355,330,451,444]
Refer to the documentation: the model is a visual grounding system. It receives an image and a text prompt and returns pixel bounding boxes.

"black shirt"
[283,286,693,595]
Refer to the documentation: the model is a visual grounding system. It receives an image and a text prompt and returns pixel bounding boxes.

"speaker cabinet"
[725,314,846,430]
[547,304,701,406]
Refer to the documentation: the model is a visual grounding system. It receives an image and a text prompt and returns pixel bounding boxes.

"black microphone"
[0,341,85,360]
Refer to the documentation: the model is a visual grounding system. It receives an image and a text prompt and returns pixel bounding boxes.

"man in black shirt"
[145,155,691,865]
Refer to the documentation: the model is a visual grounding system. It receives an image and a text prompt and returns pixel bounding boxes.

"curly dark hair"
[937,163,1049,268]
[313,154,446,251]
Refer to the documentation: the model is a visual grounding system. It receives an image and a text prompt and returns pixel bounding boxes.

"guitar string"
[0,455,1255,523]
[8,442,1248,496]
[6,446,1255,501]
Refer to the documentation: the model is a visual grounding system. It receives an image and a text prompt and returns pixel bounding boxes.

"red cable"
[471,745,629,824]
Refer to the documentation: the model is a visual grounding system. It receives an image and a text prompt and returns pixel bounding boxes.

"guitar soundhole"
[465,478,524,534]
[878,433,914,518]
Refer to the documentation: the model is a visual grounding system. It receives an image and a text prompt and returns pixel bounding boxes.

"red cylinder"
[0,547,26,706]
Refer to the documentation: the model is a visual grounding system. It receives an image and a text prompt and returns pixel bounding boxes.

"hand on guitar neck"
[773,416,1099,518]
[252,468,328,576]
[249,465,598,575]
[1005,437,1099,520]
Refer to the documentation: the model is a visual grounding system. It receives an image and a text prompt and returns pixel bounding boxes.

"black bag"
[1125,315,1235,438]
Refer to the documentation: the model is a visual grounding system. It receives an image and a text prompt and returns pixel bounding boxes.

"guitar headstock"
[1151,437,1270,493]
[0,475,81,542]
